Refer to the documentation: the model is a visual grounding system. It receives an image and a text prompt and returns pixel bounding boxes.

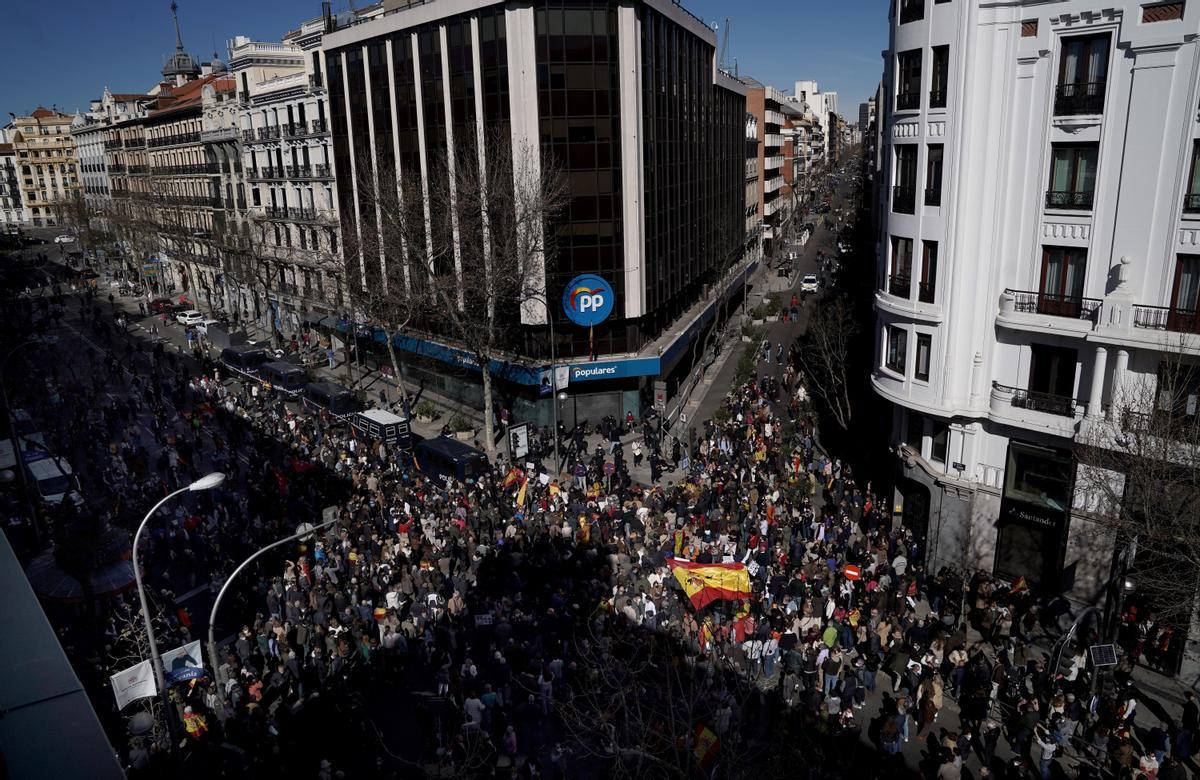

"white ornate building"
[872,0,1200,614]
[230,14,341,333]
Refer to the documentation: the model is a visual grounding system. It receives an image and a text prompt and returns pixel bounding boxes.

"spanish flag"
[693,723,720,768]
[667,559,751,610]
[1011,576,1028,595]
[516,477,529,507]
[502,467,522,490]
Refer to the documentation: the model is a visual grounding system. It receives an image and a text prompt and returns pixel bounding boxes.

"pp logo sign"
[562,273,614,327]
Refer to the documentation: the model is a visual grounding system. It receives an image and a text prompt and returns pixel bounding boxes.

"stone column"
[1087,346,1108,418]
[1107,348,1130,420]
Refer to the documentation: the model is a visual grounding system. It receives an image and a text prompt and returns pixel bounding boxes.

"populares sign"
[562,274,614,327]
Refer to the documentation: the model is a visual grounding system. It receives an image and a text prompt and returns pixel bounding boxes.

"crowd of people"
[5,279,1192,780]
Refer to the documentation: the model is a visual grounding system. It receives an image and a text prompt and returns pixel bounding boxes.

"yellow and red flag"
[667,559,751,610]
[502,467,522,490]
[693,723,720,768]
[515,477,529,507]
[1011,576,1028,595]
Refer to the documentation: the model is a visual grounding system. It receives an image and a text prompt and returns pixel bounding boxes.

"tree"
[1075,345,1200,638]
[797,295,857,430]
[348,128,568,453]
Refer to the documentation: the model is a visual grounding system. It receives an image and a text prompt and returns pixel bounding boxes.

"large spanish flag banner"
[667,559,751,610]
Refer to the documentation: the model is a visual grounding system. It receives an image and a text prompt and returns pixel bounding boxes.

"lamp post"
[207,516,340,691]
[132,471,225,748]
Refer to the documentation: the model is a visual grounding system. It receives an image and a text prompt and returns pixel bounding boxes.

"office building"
[322,0,749,423]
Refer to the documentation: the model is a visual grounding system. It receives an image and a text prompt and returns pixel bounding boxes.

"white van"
[22,451,82,506]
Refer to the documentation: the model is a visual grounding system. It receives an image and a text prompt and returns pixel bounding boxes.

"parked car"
[176,309,204,326]
[800,274,819,294]
[149,298,175,314]
[195,318,220,336]
[53,234,75,244]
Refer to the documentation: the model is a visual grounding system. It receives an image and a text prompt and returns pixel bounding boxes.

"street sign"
[562,274,615,326]
[653,380,667,412]
[603,461,615,476]
[843,564,862,581]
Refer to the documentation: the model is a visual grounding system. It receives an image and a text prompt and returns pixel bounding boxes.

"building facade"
[71,90,156,214]
[745,81,801,258]
[231,15,341,332]
[9,109,81,227]
[0,144,22,230]
[872,0,1200,620]
[322,0,748,423]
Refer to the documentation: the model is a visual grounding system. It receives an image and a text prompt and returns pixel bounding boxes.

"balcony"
[248,167,284,181]
[103,140,122,151]
[147,132,201,148]
[763,155,784,170]
[1185,193,1200,213]
[1054,82,1106,116]
[892,185,916,214]
[257,126,281,141]
[242,130,257,143]
[899,0,924,23]
[764,176,785,194]
[993,382,1077,418]
[1045,190,1093,210]
[1132,304,1200,334]
[924,187,941,207]
[1006,289,1101,321]
[895,91,920,111]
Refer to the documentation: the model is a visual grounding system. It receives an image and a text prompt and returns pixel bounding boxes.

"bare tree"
[1075,345,1200,631]
[348,129,568,452]
[797,295,856,430]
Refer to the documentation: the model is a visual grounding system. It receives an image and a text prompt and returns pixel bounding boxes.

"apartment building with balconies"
[745,80,802,257]
[230,13,342,329]
[872,0,1200,623]
[0,144,23,231]
[10,109,81,227]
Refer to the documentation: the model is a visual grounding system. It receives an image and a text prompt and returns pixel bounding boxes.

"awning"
[318,316,339,329]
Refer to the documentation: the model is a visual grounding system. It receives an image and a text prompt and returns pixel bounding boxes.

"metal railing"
[1045,190,1093,210]
[1054,82,1106,116]
[888,274,911,298]
[994,382,1078,418]
[257,126,281,140]
[892,185,916,214]
[147,131,201,148]
[1006,289,1102,321]
[929,89,946,109]
[1132,304,1200,334]
[896,91,920,111]
[918,280,935,304]
[1185,193,1200,213]
[242,130,257,143]
[924,187,941,207]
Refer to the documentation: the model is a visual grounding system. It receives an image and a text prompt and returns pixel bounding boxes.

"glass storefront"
[995,441,1074,591]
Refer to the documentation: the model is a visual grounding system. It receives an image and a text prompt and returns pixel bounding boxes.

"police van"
[219,344,270,378]
[302,382,360,420]
[351,409,412,451]
[21,450,83,506]
[257,361,309,396]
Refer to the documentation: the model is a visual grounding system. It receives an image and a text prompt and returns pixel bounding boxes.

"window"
[925,144,943,206]
[1186,141,1200,213]
[930,420,948,462]
[1037,246,1088,316]
[930,46,949,108]
[1028,343,1078,408]
[893,145,917,213]
[915,333,932,381]
[899,0,924,24]
[1046,144,1097,209]
[1169,254,1200,332]
[1155,360,1200,422]
[896,50,922,111]
[920,241,937,303]
[885,326,908,373]
[1056,34,1109,115]
[905,411,926,450]
[890,236,913,297]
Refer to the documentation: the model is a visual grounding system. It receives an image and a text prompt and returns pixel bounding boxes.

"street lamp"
[207,516,340,690]
[132,471,225,748]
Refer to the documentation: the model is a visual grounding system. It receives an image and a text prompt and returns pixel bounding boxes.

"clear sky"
[1,0,886,121]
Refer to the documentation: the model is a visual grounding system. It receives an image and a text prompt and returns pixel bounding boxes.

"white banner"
[161,640,204,684]
[110,659,157,710]
[554,366,570,391]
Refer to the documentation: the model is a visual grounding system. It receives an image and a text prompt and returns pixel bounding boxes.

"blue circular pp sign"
[562,274,614,327]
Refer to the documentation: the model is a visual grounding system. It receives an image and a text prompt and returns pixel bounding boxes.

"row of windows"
[884,324,933,382]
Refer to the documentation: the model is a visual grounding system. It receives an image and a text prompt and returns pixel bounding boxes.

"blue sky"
[1,0,886,121]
